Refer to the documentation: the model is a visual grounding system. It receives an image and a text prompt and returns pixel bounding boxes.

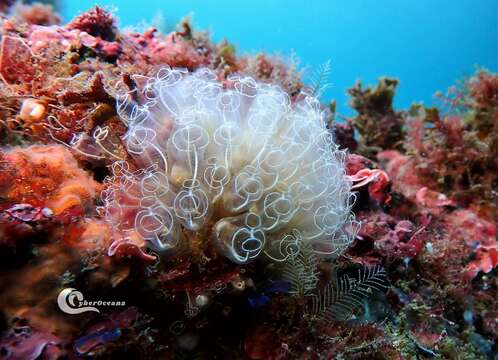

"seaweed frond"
[309,59,332,97]
[282,240,320,297]
[308,265,389,323]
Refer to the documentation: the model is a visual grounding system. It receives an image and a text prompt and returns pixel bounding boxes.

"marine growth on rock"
[0,4,496,359]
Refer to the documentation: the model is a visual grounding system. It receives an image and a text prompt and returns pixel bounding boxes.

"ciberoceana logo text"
[57,288,126,314]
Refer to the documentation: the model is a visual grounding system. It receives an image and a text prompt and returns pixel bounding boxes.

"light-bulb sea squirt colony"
[101,67,356,264]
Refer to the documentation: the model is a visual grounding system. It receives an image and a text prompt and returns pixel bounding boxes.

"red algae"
[0,4,495,360]
[66,6,116,40]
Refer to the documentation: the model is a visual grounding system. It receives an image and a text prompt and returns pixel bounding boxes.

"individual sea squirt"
[102,67,356,264]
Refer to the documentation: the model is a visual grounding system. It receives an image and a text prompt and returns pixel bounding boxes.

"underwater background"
[61,0,498,113]
[0,1,497,359]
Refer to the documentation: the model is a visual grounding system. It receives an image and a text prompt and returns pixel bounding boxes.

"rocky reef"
[0,4,496,360]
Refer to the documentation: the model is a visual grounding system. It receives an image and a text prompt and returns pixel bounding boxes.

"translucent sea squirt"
[102,67,357,264]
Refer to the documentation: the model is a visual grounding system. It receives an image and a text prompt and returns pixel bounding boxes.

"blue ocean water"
[62,0,497,114]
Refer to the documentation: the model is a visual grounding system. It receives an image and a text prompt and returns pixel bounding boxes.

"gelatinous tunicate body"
[103,67,356,264]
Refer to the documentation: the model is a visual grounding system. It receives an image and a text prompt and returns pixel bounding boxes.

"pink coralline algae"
[356,211,429,260]
[0,4,496,360]
[124,29,209,69]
